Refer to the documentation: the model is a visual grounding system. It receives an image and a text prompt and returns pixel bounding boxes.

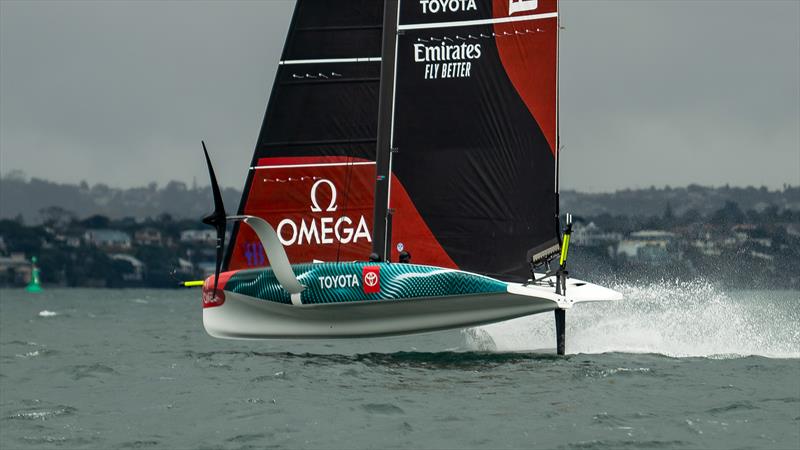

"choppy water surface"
[1,283,798,449]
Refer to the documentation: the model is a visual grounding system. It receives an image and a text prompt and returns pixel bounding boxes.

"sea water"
[0,284,798,449]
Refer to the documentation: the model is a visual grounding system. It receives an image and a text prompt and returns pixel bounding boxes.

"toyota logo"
[364,271,378,287]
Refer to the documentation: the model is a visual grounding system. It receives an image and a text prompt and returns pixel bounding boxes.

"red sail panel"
[229,157,374,268]
[493,0,558,155]
[228,156,455,270]
[388,177,458,268]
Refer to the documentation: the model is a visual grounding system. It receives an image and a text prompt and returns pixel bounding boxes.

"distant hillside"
[0,175,241,224]
[1,174,797,223]
[561,184,799,218]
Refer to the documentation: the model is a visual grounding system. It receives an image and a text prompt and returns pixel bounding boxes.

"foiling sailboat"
[198,0,622,354]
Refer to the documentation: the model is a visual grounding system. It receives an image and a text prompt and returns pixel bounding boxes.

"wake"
[465,279,800,358]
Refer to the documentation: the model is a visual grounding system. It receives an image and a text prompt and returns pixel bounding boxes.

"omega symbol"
[310,179,338,212]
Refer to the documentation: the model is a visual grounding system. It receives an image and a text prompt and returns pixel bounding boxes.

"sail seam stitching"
[251,162,376,170]
[279,57,382,65]
[398,12,558,31]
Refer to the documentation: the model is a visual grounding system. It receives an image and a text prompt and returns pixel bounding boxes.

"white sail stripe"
[279,57,381,65]
[386,0,401,215]
[397,12,558,31]
[251,161,376,170]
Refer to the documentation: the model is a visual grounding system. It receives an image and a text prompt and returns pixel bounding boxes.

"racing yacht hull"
[202,263,621,339]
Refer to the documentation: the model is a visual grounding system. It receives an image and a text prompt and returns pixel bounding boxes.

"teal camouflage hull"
[225,263,508,305]
[202,262,621,339]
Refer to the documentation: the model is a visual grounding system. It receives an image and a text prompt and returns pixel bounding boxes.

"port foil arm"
[228,215,305,295]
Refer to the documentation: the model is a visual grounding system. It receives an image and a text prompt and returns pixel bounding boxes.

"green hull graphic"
[226,263,508,305]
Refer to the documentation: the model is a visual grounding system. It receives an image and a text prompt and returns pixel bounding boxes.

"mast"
[371,0,400,261]
[555,3,562,241]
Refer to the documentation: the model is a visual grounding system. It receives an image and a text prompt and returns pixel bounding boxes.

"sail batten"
[252,161,377,171]
[397,11,557,30]
[279,57,382,65]
[257,139,378,149]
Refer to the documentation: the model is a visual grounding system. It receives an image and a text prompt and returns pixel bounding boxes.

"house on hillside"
[0,252,32,285]
[175,257,194,276]
[66,235,82,248]
[84,229,132,249]
[134,228,163,246]
[180,229,216,244]
[110,254,145,282]
[731,224,757,245]
[196,261,217,278]
[52,232,83,248]
[731,224,772,248]
[617,230,678,264]
[571,222,622,247]
[691,232,722,256]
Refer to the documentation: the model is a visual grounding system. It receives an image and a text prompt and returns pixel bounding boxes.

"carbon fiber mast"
[554,7,567,356]
[371,0,400,261]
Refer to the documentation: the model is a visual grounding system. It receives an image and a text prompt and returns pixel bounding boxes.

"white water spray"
[465,280,799,358]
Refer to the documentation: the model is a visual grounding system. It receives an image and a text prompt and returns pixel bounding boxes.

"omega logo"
[310,178,338,212]
[276,178,371,247]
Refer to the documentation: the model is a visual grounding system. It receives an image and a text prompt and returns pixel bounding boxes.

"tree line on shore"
[0,174,797,289]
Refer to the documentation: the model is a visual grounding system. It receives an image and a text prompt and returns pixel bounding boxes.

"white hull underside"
[203,277,622,339]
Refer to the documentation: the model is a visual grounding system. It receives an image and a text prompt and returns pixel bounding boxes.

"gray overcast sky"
[1,0,798,192]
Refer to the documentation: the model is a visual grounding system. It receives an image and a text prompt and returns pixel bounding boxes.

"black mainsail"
[227,0,561,282]
[376,0,560,280]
